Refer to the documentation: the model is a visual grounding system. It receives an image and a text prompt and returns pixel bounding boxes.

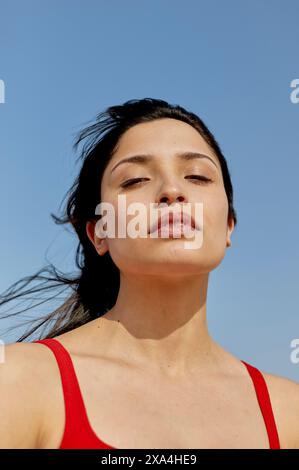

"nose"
[149,181,190,235]
[156,184,187,206]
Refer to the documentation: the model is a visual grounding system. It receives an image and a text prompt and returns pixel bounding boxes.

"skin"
[86,117,235,376]
[41,119,299,448]
[1,118,298,449]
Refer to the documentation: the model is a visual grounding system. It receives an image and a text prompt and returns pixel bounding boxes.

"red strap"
[241,360,280,449]
[34,339,280,449]
[34,338,93,446]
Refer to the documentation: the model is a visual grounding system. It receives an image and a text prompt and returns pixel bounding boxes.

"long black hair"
[0,98,238,342]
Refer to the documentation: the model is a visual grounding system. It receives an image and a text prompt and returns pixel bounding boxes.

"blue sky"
[0,0,298,382]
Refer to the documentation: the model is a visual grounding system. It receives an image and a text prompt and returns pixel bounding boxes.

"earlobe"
[226,216,234,248]
[86,220,109,255]
[97,238,109,255]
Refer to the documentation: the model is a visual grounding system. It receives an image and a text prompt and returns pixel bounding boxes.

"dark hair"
[0,98,237,342]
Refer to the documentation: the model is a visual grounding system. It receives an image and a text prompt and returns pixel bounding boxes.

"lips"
[148,210,199,235]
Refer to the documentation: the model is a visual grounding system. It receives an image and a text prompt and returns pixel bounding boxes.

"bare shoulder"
[217,343,299,449]
[261,369,299,449]
[0,341,53,448]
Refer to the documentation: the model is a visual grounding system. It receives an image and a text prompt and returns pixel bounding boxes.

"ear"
[86,219,109,256]
[226,215,235,248]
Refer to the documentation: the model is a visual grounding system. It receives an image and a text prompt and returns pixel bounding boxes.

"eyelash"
[120,175,213,188]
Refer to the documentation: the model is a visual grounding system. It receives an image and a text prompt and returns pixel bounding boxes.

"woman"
[0,98,298,449]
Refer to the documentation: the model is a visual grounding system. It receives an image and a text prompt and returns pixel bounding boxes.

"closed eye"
[185,175,213,184]
[120,175,213,189]
[120,178,149,188]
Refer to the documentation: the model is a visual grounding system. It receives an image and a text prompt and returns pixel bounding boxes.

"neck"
[100,272,220,378]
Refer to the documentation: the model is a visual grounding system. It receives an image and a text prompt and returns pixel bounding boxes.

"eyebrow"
[110,151,219,174]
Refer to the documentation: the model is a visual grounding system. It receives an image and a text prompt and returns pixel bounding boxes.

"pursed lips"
[148,211,198,234]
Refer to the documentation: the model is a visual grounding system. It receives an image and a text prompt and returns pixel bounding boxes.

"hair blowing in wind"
[0,98,237,342]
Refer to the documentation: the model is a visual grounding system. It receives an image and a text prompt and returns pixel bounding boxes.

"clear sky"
[0,0,298,382]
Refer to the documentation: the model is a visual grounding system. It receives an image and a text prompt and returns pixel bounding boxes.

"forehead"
[108,118,219,167]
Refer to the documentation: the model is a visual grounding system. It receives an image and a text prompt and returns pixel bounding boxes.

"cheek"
[103,192,147,263]
[202,192,229,240]
[102,191,150,236]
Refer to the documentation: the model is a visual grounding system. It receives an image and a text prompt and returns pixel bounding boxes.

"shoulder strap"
[241,360,280,449]
[33,338,92,442]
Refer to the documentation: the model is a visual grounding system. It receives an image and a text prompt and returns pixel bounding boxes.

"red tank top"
[33,338,281,449]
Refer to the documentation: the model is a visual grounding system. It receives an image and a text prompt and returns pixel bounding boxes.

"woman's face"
[88,118,234,278]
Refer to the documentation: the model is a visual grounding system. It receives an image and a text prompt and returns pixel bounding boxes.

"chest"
[43,357,270,449]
